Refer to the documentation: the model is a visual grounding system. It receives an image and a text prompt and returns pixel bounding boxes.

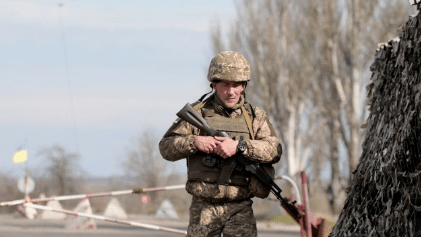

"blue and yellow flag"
[13,149,28,164]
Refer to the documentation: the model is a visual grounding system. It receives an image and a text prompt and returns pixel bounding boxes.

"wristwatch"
[237,136,247,154]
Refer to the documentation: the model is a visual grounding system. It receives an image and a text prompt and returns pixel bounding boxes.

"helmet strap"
[242,82,248,100]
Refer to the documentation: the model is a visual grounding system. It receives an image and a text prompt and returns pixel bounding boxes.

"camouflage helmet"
[207,51,251,82]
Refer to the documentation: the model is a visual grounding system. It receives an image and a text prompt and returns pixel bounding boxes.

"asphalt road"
[0,214,301,237]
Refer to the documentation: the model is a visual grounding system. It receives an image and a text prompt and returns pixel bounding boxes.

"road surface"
[0,214,301,237]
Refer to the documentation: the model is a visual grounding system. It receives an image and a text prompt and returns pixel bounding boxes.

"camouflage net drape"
[330,13,421,237]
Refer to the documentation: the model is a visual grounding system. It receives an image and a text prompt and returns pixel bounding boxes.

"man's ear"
[241,82,247,92]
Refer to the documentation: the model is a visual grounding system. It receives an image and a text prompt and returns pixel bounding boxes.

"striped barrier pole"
[25,203,187,235]
[0,184,186,207]
[274,175,302,204]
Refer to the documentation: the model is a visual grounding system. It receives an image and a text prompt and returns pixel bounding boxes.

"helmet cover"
[207,51,251,82]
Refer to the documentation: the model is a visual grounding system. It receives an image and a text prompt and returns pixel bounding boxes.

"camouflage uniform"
[159,51,282,237]
[188,196,256,237]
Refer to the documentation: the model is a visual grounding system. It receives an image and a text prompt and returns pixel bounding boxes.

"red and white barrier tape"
[25,203,187,235]
[0,184,186,207]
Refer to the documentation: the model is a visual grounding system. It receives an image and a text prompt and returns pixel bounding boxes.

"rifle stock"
[176,103,218,136]
[176,103,301,219]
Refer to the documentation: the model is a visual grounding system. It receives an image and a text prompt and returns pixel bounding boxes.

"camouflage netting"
[330,12,421,237]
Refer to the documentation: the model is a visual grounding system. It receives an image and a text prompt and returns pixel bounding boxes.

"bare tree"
[123,129,167,189]
[295,0,353,214]
[0,172,21,213]
[38,145,81,196]
[310,0,413,181]
[302,0,413,212]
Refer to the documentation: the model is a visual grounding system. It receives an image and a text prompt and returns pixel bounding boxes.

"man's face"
[213,81,245,108]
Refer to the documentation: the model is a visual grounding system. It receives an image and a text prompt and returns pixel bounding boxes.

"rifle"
[176,103,301,220]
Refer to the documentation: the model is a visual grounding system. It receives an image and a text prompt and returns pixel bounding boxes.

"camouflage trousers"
[187,196,257,237]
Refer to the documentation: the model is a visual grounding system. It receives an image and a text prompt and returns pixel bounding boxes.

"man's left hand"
[213,137,240,159]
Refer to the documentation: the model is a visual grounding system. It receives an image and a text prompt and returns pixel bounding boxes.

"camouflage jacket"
[159,95,282,201]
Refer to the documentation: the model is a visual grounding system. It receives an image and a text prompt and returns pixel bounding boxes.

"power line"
[58,3,80,154]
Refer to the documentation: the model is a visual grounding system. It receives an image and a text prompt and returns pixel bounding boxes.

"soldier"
[159,51,282,237]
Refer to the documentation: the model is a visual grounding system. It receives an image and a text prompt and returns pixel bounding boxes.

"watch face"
[238,142,247,152]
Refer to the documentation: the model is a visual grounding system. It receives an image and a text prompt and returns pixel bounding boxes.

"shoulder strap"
[241,105,255,140]
[192,93,213,110]
[193,102,205,110]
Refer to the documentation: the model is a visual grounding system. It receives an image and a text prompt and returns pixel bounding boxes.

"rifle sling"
[241,105,255,140]
[217,157,237,185]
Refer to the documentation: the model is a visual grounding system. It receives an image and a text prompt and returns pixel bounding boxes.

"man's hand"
[193,136,221,154]
[213,137,240,159]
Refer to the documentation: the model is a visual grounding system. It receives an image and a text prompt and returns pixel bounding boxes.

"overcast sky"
[0,0,236,178]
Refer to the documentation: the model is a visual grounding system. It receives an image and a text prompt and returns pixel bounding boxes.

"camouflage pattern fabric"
[159,96,281,165]
[207,51,251,82]
[159,94,281,236]
[159,95,281,201]
[185,181,250,202]
[187,196,257,237]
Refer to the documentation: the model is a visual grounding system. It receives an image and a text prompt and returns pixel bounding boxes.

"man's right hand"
[193,136,221,154]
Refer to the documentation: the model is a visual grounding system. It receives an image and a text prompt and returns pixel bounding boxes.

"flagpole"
[24,166,29,200]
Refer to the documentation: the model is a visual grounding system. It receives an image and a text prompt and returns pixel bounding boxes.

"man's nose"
[227,86,236,95]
